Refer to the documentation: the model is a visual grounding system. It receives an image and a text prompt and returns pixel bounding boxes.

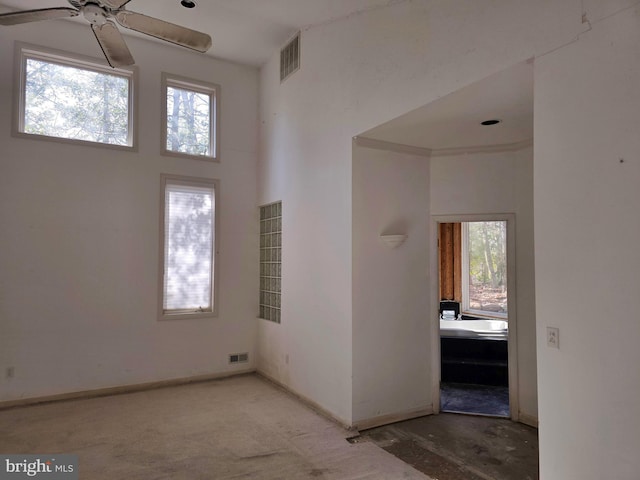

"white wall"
[352,143,431,426]
[258,0,582,427]
[431,146,537,422]
[431,150,520,215]
[0,21,259,401]
[256,46,354,424]
[535,6,640,479]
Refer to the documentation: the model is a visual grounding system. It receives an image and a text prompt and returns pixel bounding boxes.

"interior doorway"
[356,60,533,425]
[431,214,518,420]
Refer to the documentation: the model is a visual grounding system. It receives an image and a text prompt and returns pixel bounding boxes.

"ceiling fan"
[0,0,212,68]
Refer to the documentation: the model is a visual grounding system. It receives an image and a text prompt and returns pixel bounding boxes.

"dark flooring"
[441,382,510,417]
[358,413,539,480]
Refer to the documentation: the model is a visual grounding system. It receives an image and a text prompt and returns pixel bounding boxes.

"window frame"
[461,221,508,319]
[13,42,138,151]
[161,72,220,162]
[158,174,220,321]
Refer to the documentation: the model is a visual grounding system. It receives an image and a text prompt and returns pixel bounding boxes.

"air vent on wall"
[229,353,249,364]
[280,33,300,82]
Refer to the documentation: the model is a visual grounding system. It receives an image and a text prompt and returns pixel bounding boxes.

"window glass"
[259,202,282,323]
[162,74,218,160]
[166,85,212,156]
[162,179,215,315]
[463,221,507,317]
[21,53,132,146]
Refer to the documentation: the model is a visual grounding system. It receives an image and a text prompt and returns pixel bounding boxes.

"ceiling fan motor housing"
[83,3,108,25]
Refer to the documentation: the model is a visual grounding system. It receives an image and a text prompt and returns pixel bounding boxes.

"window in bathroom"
[439,221,508,318]
[462,221,507,318]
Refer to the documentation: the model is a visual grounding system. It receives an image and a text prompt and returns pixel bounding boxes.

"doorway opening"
[433,215,517,419]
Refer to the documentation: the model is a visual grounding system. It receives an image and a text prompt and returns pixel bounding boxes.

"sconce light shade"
[379,234,407,248]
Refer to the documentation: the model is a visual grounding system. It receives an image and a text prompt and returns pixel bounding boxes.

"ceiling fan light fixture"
[180,0,197,8]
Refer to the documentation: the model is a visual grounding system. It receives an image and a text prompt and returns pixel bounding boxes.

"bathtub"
[440,318,508,340]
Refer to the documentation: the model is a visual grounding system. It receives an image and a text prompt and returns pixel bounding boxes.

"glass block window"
[259,201,282,323]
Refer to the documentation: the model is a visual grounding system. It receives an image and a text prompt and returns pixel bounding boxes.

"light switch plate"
[547,327,559,349]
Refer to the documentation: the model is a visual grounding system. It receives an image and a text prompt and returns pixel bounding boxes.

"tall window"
[17,45,135,147]
[259,202,281,323]
[159,175,218,320]
[462,221,507,318]
[162,73,219,161]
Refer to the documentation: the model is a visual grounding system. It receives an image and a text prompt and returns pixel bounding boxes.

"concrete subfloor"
[0,374,538,479]
[0,374,428,479]
[358,414,538,480]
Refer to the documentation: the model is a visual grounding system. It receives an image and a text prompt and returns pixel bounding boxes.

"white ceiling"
[361,61,534,151]
[0,0,401,66]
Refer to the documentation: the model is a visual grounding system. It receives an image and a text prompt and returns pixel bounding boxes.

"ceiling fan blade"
[115,10,212,53]
[0,7,78,26]
[101,0,133,9]
[91,21,135,68]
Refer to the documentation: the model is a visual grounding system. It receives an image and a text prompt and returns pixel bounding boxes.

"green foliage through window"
[23,57,130,145]
[465,221,507,316]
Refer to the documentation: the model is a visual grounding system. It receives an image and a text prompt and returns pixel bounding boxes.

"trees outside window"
[19,47,134,147]
[166,86,211,156]
[463,221,508,317]
[162,74,218,161]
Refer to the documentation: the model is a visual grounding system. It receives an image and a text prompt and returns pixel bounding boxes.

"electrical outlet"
[547,327,559,349]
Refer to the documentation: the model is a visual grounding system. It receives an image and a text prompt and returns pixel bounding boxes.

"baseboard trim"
[353,405,434,431]
[256,370,352,430]
[0,368,256,410]
[518,412,539,428]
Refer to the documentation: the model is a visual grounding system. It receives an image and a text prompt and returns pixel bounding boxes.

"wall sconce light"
[379,234,407,248]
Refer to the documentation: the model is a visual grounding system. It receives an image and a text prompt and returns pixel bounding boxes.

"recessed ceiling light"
[181,0,197,8]
[481,119,502,126]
